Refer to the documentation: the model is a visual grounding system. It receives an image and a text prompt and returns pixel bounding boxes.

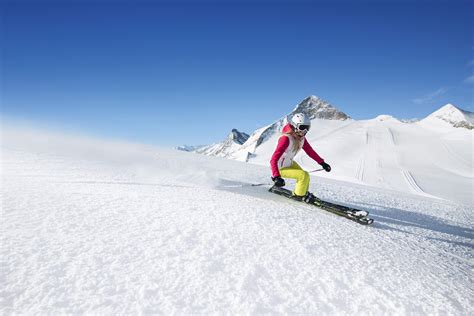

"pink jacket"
[270,123,324,177]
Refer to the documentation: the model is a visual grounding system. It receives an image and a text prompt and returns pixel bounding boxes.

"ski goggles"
[295,124,310,132]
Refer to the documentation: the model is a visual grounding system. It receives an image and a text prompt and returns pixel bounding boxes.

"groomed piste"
[2,126,473,314]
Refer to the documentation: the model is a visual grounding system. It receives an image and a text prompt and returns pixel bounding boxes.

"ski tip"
[365,218,374,225]
[358,217,374,225]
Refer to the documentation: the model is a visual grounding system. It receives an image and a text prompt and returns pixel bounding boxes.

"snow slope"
[250,117,474,206]
[1,126,473,314]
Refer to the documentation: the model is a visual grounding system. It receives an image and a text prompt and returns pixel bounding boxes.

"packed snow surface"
[1,126,473,314]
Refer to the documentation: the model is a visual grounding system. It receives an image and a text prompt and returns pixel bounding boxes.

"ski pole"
[246,169,323,187]
[221,182,272,188]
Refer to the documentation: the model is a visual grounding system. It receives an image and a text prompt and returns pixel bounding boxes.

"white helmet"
[289,113,311,132]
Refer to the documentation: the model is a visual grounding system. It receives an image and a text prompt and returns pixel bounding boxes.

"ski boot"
[289,194,304,202]
[303,192,317,204]
[290,192,319,205]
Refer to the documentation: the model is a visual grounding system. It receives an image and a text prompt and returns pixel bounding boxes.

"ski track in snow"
[353,127,370,183]
[387,127,397,146]
[386,127,429,196]
[401,169,425,195]
[2,129,474,314]
[358,123,433,197]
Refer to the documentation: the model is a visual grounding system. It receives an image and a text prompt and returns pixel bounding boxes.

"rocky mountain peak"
[228,129,250,145]
[424,103,474,129]
[291,95,350,121]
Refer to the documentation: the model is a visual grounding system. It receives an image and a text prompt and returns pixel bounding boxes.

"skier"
[270,113,331,203]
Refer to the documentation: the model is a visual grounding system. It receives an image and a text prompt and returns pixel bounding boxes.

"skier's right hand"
[271,176,285,187]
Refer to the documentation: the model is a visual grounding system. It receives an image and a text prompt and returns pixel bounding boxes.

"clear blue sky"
[2,0,473,146]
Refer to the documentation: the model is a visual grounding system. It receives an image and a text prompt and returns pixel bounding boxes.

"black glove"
[321,162,331,172]
[271,176,285,187]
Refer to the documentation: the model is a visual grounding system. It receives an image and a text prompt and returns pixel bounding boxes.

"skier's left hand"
[321,162,331,172]
[271,176,286,187]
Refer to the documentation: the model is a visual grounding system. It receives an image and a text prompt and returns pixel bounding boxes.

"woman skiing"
[270,113,331,203]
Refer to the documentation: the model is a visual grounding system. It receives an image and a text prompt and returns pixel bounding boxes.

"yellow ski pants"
[279,162,310,196]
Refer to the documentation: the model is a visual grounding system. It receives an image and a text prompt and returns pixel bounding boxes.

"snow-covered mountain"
[2,125,472,314]
[292,95,351,120]
[175,144,206,152]
[373,114,400,122]
[191,128,250,159]
[419,103,474,129]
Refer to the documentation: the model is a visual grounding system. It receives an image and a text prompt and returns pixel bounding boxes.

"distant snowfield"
[1,126,473,314]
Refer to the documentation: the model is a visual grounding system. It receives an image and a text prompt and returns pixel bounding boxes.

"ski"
[269,186,374,225]
[316,199,369,218]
